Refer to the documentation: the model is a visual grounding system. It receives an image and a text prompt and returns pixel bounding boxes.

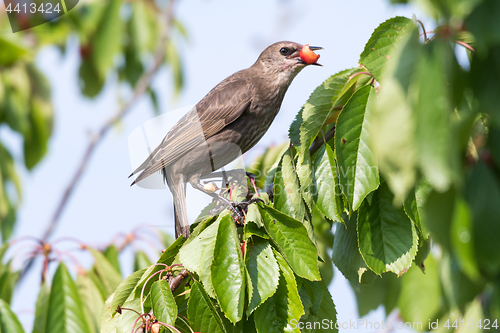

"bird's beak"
[287,49,302,60]
[288,46,323,66]
[308,46,324,51]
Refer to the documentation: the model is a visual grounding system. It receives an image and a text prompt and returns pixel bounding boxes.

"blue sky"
[2,0,431,330]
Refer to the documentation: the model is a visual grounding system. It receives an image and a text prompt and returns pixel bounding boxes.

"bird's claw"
[245,172,257,182]
[231,197,264,208]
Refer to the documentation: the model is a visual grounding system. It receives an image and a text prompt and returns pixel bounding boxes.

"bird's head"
[253,41,322,81]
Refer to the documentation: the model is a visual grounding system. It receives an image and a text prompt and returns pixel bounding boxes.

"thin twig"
[21,0,177,280]
[309,126,335,157]
[169,269,190,292]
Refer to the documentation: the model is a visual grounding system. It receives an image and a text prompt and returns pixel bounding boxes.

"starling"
[130,41,322,238]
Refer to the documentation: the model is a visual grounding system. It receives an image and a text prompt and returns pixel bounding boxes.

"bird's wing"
[131,76,254,184]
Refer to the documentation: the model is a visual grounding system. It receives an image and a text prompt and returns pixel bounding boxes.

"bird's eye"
[280,47,291,56]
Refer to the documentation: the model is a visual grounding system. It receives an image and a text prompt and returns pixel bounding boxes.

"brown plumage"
[130,41,321,238]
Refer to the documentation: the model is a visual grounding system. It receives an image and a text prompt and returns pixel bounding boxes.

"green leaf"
[32,282,50,333]
[158,235,185,266]
[254,250,304,333]
[245,220,269,240]
[423,187,456,252]
[76,272,105,333]
[465,161,500,278]
[298,279,322,319]
[357,182,418,276]
[100,295,144,333]
[414,41,457,191]
[133,251,152,271]
[397,254,442,325]
[313,143,343,223]
[151,280,177,326]
[470,46,500,128]
[179,216,220,297]
[263,144,290,190]
[23,96,53,170]
[0,36,30,66]
[353,273,401,318]
[245,203,263,228]
[111,268,147,316]
[370,25,420,202]
[0,298,24,333]
[113,298,143,333]
[89,248,122,297]
[403,179,432,239]
[187,282,226,333]
[102,245,121,275]
[259,204,320,281]
[296,150,315,210]
[45,263,91,333]
[246,238,279,316]
[466,0,500,55]
[331,213,368,289]
[23,63,53,170]
[0,264,17,304]
[439,254,485,314]
[129,0,154,54]
[335,85,379,211]
[78,59,105,97]
[296,68,360,155]
[451,197,480,281]
[274,148,306,220]
[359,16,414,81]
[299,280,337,333]
[132,236,185,305]
[289,108,303,146]
[211,214,245,323]
[91,0,123,78]
[3,65,31,134]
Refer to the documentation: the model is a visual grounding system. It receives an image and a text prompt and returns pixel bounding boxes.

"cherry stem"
[456,40,475,53]
[130,313,150,333]
[419,30,434,37]
[157,322,182,333]
[177,316,195,333]
[119,307,142,316]
[140,266,169,313]
[416,20,428,41]
[10,236,44,246]
[51,237,85,247]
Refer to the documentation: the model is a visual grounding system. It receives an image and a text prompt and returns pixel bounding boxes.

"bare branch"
[169,269,190,292]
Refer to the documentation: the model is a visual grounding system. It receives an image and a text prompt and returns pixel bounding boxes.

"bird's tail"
[172,180,191,239]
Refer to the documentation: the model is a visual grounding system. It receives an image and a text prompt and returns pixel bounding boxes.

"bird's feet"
[231,197,264,208]
[245,172,257,182]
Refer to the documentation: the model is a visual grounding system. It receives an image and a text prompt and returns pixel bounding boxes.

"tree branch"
[309,125,335,156]
[169,269,190,292]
